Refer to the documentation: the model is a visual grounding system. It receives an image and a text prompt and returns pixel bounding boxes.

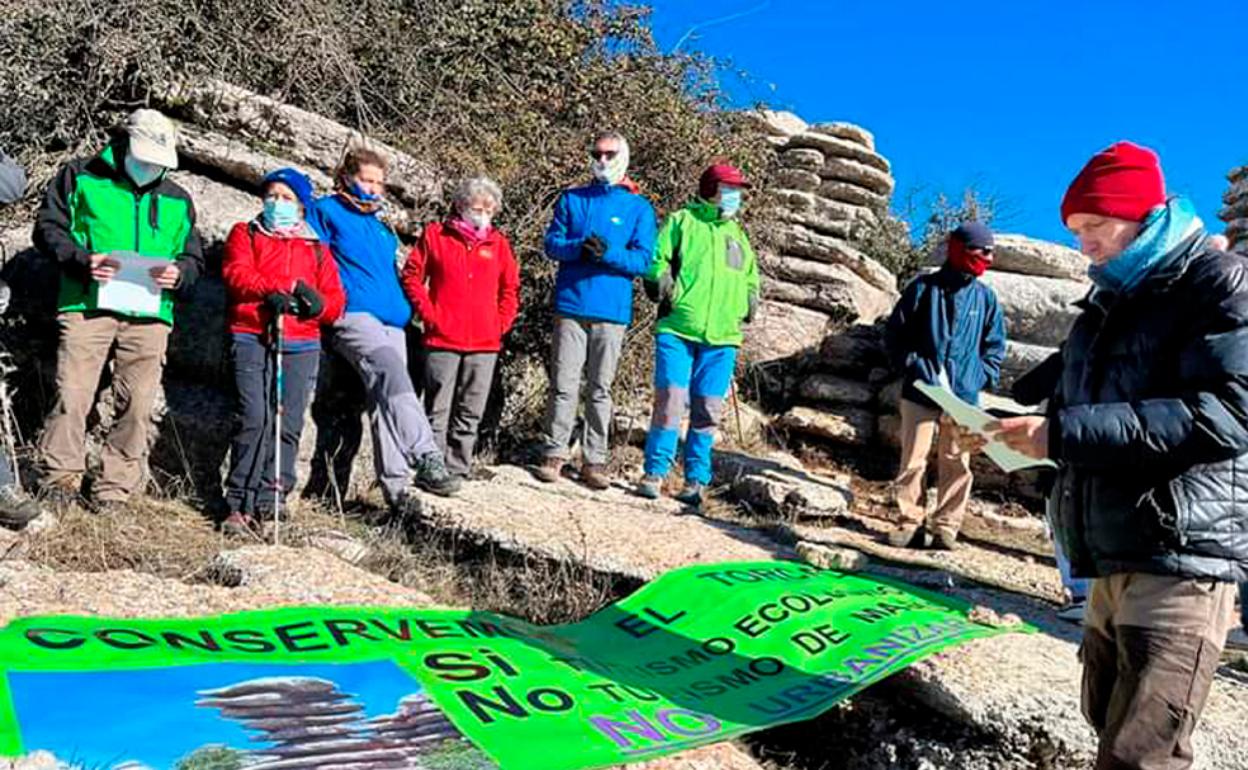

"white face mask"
[463,210,492,231]
[124,153,165,188]
[590,142,630,186]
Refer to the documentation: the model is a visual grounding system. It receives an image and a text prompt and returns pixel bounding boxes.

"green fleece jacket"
[34,141,203,325]
[647,200,760,346]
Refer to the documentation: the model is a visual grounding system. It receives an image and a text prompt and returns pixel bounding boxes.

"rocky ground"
[2,448,1247,770]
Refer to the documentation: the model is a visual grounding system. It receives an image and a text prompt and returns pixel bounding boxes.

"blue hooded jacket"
[884,266,1007,407]
[310,195,412,329]
[544,183,657,325]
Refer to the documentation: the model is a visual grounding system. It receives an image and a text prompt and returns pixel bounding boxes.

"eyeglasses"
[966,246,994,255]
[590,150,619,161]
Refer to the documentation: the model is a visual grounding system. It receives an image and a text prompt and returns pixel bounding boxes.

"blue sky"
[647,0,1248,243]
[9,662,423,769]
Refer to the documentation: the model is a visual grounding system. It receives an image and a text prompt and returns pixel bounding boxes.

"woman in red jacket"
[220,168,346,535]
[402,176,519,478]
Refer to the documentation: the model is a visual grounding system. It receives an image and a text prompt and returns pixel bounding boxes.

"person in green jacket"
[33,109,203,511]
[637,163,759,507]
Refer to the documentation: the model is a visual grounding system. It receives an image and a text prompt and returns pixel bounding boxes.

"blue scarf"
[1088,197,1203,294]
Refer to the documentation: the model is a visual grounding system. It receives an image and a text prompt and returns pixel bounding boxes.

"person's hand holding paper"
[984,415,1049,460]
[913,381,1056,472]
[89,253,121,284]
[148,262,181,289]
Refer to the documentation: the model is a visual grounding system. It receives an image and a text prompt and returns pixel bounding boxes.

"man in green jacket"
[637,163,759,507]
[33,109,203,510]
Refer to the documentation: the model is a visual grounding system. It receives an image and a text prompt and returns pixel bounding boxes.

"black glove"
[292,280,325,320]
[580,234,607,262]
[264,292,295,316]
[744,293,758,324]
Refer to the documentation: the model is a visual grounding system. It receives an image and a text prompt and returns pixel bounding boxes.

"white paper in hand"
[913,380,1057,473]
[96,252,167,316]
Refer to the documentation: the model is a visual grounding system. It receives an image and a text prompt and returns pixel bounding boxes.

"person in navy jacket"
[532,132,657,490]
[883,221,1006,550]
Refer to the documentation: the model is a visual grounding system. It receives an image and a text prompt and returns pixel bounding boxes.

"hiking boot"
[930,529,960,551]
[531,456,565,483]
[1057,599,1087,625]
[388,490,424,523]
[221,512,261,540]
[580,464,611,491]
[39,482,82,513]
[674,482,706,509]
[87,497,128,516]
[886,524,926,549]
[636,475,663,500]
[0,484,41,530]
[414,453,461,497]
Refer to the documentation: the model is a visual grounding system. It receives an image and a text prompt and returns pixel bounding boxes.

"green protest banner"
[0,560,1028,769]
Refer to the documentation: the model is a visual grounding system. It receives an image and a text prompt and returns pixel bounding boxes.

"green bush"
[0,0,774,458]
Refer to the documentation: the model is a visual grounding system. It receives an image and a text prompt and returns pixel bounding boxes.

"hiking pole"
[730,379,745,446]
[272,311,285,547]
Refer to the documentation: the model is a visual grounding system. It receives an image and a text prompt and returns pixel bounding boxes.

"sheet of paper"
[913,380,1057,473]
[95,252,167,316]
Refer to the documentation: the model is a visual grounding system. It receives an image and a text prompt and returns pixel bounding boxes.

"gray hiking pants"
[541,316,625,465]
[331,312,437,504]
[423,350,498,477]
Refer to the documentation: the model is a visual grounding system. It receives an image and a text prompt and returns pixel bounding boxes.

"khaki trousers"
[893,398,972,535]
[1081,573,1236,770]
[40,312,170,503]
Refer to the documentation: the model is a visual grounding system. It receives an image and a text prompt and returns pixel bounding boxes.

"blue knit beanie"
[261,168,315,213]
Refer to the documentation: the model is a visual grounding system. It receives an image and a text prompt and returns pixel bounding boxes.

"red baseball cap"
[699,163,751,199]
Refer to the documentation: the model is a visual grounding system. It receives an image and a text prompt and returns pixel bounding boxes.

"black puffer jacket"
[1049,234,1248,582]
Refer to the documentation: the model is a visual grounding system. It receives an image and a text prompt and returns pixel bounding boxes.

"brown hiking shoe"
[531,456,565,483]
[931,529,960,551]
[886,524,926,549]
[580,464,611,491]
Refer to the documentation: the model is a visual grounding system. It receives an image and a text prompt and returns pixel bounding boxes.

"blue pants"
[643,334,737,485]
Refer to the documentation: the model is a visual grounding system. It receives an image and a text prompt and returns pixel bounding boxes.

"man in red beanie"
[883,221,1006,550]
[971,141,1247,769]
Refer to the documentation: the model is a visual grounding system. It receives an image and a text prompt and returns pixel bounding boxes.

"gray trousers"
[541,316,626,465]
[423,350,498,476]
[331,312,437,504]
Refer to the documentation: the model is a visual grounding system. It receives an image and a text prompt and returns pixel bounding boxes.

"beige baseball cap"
[125,109,178,169]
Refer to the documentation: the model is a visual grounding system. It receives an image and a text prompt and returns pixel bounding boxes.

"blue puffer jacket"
[884,266,1007,407]
[544,183,657,325]
[1048,235,1248,582]
[310,195,411,329]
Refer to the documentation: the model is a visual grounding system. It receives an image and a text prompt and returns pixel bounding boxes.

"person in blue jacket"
[310,148,459,517]
[532,131,657,490]
[883,221,1006,550]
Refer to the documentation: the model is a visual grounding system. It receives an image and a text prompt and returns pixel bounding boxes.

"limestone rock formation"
[979,270,1086,348]
[196,678,465,768]
[1220,165,1248,252]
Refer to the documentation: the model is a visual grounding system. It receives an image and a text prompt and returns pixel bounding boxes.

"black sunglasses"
[966,245,994,254]
[590,150,619,161]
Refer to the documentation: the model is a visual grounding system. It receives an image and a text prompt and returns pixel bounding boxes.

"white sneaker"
[1057,600,1086,624]
[1226,627,1248,651]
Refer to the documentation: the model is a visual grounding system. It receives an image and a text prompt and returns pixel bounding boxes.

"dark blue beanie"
[262,168,315,213]
[952,221,994,249]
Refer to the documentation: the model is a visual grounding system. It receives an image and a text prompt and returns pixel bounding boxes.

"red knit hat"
[1060,141,1166,225]
[699,163,750,200]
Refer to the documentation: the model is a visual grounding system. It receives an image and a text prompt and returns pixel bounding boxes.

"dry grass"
[15,492,626,625]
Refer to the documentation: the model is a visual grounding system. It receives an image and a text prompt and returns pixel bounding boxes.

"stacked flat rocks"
[197,678,466,767]
[1220,164,1248,252]
[742,111,900,370]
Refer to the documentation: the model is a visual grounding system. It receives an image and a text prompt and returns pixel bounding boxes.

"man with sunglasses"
[534,131,657,489]
[883,221,1006,550]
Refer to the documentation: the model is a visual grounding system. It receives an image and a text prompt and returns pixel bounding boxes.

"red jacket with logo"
[222,220,347,342]
[401,221,520,352]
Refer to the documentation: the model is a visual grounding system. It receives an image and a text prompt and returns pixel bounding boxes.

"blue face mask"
[719,187,743,218]
[350,181,381,202]
[263,198,302,230]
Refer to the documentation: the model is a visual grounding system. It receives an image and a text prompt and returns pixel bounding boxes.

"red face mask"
[947,239,992,277]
